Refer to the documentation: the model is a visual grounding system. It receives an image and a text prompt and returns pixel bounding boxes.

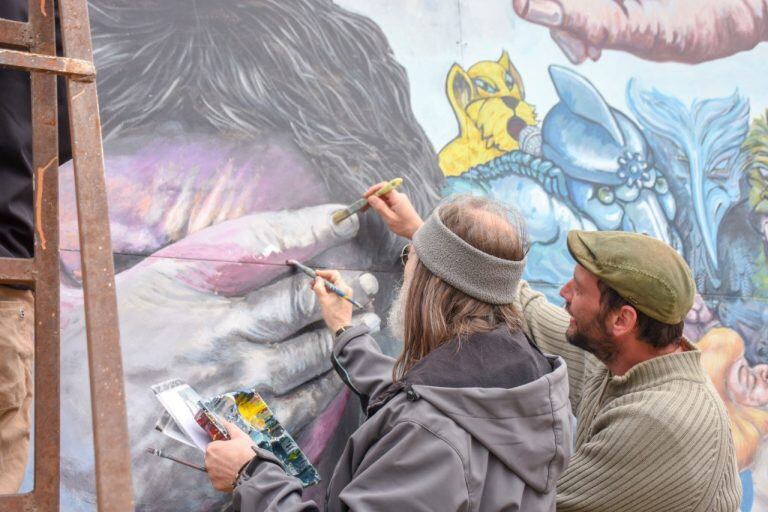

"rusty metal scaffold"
[0,1,134,510]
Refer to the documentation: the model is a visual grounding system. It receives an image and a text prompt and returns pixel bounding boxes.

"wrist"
[333,324,353,338]
[233,446,259,488]
[405,219,424,239]
[327,314,353,335]
[236,446,257,471]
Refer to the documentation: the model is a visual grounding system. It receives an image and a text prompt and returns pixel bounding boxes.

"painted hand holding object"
[60,204,381,507]
[513,0,768,64]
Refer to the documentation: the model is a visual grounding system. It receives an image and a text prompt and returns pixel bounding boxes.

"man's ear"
[611,305,639,338]
[498,50,525,99]
[446,64,474,114]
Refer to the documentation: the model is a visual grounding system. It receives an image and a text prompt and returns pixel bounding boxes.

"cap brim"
[566,230,600,276]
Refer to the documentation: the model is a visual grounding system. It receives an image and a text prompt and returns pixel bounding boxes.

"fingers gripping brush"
[286,259,364,309]
[331,178,403,224]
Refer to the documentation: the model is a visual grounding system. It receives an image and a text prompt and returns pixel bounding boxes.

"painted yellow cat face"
[443,50,536,148]
[439,50,537,176]
[466,51,525,101]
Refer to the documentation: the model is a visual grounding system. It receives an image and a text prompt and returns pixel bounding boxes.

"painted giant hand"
[512,0,768,64]
[58,137,387,510]
[59,1,442,510]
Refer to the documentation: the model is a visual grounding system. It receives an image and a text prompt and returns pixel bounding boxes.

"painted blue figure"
[627,80,750,289]
[445,65,678,300]
[542,66,679,248]
[627,81,763,345]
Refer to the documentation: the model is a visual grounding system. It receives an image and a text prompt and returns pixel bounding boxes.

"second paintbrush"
[287,259,364,309]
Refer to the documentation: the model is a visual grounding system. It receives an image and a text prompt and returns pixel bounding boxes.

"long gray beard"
[386,282,408,342]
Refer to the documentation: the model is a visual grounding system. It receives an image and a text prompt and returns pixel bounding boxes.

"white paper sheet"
[153,382,210,451]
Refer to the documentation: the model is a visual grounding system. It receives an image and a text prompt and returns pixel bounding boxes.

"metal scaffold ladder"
[0,1,133,510]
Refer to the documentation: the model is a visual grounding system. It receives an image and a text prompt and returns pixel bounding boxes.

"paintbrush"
[331,178,403,224]
[146,447,207,473]
[287,259,364,309]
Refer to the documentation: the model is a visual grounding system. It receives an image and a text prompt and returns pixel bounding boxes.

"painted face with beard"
[559,264,619,363]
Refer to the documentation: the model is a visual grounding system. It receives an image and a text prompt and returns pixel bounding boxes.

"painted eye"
[596,186,615,205]
[504,71,515,90]
[709,158,731,179]
[473,78,498,94]
[655,177,669,194]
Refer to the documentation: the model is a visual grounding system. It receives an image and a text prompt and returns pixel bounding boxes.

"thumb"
[312,277,329,298]
[222,420,250,441]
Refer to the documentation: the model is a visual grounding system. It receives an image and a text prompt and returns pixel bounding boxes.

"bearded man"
[514,231,743,511]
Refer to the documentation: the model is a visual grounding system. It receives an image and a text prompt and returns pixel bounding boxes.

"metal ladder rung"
[0,48,95,80]
[0,19,30,50]
[0,257,35,286]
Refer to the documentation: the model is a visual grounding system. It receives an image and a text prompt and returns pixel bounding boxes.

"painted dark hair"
[89,0,442,256]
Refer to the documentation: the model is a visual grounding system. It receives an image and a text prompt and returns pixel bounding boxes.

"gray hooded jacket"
[233,324,572,511]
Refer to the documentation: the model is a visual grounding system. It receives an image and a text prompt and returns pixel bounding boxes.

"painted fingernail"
[551,28,587,64]
[587,45,602,61]
[359,273,379,296]
[357,312,382,332]
[329,209,359,237]
[522,0,563,27]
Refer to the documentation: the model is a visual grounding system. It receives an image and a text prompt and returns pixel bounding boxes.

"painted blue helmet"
[542,65,658,197]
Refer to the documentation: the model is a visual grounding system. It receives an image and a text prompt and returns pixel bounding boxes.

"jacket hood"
[404,327,572,493]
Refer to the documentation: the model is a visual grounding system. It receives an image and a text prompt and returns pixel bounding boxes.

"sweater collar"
[604,339,705,392]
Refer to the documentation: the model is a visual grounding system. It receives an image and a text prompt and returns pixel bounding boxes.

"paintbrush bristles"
[331,209,351,224]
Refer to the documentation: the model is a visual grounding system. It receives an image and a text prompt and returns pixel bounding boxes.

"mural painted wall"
[56,0,768,510]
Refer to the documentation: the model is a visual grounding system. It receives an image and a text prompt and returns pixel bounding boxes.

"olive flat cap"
[566,230,696,324]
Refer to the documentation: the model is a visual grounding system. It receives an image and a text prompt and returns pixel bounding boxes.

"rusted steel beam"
[0,48,95,80]
[59,0,136,508]
[28,0,62,508]
[0,0,59,509]
[0,258,35,286]
[0,19,31,50]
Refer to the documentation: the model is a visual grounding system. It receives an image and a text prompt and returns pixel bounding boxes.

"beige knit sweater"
[517,281,742,512]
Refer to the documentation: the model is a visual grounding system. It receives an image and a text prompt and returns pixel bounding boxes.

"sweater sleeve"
[515,280,593,412]
[331,325,396,411]
[556,401,733,512]
[338,420,470,511]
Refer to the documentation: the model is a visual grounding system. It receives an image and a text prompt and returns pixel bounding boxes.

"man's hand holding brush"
[311,270,354,335]
[364,181,424,240]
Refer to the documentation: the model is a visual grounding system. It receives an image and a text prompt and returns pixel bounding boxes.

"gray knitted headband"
[411,207,526,304]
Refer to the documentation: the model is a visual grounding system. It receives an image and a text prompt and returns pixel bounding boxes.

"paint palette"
[152,379,320,487]
[206,390,321,487]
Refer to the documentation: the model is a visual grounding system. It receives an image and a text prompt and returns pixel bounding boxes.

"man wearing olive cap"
[369,193,741,512]
[518,230,741,512]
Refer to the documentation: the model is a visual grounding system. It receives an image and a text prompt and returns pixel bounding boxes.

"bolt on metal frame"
[0,1,133,510]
